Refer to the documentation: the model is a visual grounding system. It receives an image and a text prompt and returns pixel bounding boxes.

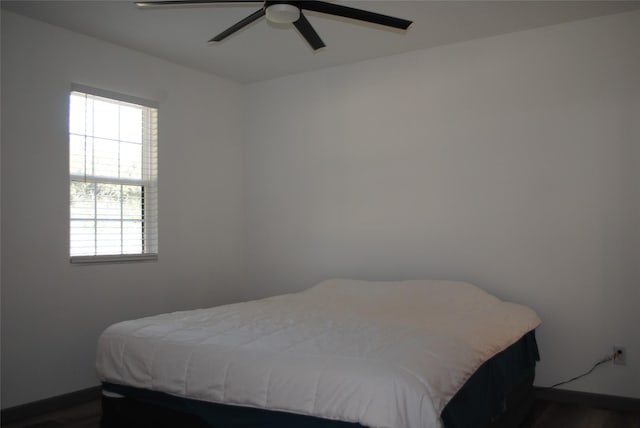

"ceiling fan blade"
[293,13,325,51]
[209,8,266,42]
[136,0,260,6]
[299,1,412,30]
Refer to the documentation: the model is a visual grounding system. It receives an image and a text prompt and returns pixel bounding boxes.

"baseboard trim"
[0,386,102,424]
[534,387,640,413]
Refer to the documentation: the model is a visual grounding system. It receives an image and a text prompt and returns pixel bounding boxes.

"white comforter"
[96,279,541,428]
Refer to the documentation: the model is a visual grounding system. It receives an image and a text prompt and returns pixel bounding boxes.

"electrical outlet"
[613,346,626,365]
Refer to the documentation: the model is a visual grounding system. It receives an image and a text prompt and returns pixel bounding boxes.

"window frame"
[69,84,158,264]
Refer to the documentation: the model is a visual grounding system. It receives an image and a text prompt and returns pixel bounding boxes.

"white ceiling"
[3,1,639,83]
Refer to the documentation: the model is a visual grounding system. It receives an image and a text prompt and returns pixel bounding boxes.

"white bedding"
[96,279,541,428]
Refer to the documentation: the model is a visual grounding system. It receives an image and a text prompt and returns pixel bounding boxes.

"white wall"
[1,12,245,408]
[244,10,640,398]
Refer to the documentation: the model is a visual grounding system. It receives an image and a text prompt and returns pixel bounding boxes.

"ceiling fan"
[135,1,413,51]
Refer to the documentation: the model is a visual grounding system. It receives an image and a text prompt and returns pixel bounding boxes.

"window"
[69,85,158,263]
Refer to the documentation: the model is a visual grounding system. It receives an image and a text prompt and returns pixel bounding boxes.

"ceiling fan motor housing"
[264,1,301,24]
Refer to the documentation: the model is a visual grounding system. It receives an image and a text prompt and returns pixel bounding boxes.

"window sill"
[70,254,158,265]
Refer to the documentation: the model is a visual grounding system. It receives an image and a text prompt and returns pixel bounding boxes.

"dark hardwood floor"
[1,400,101,428]
[2,399,639,428]
[521,400,640,428]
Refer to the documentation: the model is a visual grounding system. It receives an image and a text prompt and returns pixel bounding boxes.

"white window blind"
[69,85,158,263]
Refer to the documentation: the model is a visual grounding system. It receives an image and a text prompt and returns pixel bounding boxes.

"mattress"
[97,279,541,428]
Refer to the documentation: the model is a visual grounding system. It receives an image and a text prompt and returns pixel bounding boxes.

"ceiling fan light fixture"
[265,3,300,24]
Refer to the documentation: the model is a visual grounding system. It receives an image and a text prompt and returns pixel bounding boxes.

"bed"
[97,279,541,428]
